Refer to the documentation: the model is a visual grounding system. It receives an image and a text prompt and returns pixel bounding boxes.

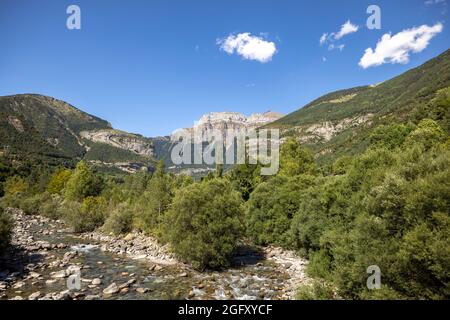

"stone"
[51,270,67,278]
[84,294,100,300]
[12,281,25,289]
[29,291,41,300]
[154,265,163,271]
[136,287,148,294]
[178,272,188,277]
[123,233,135,241]
[103,283,119,295]
[45,279,58,285]
[92,278,102,285]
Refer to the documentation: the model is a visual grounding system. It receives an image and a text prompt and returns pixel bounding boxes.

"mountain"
[161,111,283,175]
[266,48,450,162]
[0,94,156,173]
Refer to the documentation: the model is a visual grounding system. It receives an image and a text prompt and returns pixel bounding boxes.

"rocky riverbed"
[0,209,309,300]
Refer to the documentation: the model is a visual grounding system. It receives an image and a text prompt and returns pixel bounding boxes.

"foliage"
[279,138,317,177]
[64,196,107,233]
[289,120,450,299]
[246,174,315,247]
[227,164,262,201]
[163,179,243,270]
[296,280,335,300]
[134,161,172,234]
[103,202,135,235]
[46,168,72,195]
[0,207,12,252]
[64,161,104,201]
[4,176,28,196]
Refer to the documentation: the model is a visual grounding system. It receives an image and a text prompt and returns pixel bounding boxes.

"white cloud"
[359,23,443,69]
[425,0,446,5]
[217,33,277,63]
[328,44,345,51]
[320,20,359,46]
[320,33,328,45]
[334,21,359,40]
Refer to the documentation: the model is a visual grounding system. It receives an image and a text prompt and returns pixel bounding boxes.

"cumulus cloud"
[217,33,277,63]
[359,23,443,69]
[334,21,359,40]
[320,20,359,46]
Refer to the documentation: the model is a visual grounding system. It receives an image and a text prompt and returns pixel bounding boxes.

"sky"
[0,0,449,137]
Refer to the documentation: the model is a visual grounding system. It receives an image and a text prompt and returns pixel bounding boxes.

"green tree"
[46,168,72,195]
[135,160,172,234]
[64,196,107,233]
[246,175,315,247]
[163,179,243,270]
[279,138,316,177]
[64,161,104,201]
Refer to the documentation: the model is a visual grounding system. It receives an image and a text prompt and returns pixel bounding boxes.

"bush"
[104,203,135,235]
[279,138,317,177]
[4,176,28,196]
[39,193,63,220]
[307,249,333,279]
[0,207,12,252]
[19,193,46,215]
[163,179,243,270]
[46,168,72,195]
[62,196,107,233]
[64,161,104,201]
[245,175,315,247]
[296,281,335,300]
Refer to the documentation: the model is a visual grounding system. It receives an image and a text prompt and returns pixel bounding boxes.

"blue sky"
[0,0,449,137]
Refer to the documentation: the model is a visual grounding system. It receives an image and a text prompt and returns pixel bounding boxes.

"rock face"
[80,129,154,158]
[188,111,283,139]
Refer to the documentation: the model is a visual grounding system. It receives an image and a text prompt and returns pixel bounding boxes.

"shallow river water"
[0,213,293,300]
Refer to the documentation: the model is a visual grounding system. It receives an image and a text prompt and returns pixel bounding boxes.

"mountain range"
[1,48,449,174]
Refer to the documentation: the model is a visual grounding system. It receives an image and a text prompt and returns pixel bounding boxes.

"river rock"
[51,270,67,279]
[103,283,119,295]
[123,233,135,241]
[136,287,148,294]
[29,291,41,300]
[92,278,102,285]
[12,281,25,289]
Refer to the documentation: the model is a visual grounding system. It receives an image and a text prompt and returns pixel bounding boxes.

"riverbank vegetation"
[0,111,449,299]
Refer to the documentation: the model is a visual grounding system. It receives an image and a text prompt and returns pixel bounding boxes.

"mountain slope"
[266,48,450,161]
[0,94,155,172]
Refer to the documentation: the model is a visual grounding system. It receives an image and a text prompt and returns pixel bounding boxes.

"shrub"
[246,175,315,247]
[279,138,317,177]
[0,207,12,252]
[4,176,28,196]
[62,196,107,233]
[19,193,46,215]
[46,168,72,195]
[39,193,63,220]
[163,179,243,270]
[64,161,104,201]
[296,281,335,300]
[103,203,135,235]
[307,249,333,279]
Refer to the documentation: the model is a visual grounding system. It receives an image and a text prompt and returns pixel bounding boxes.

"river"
[0,209,308,300]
